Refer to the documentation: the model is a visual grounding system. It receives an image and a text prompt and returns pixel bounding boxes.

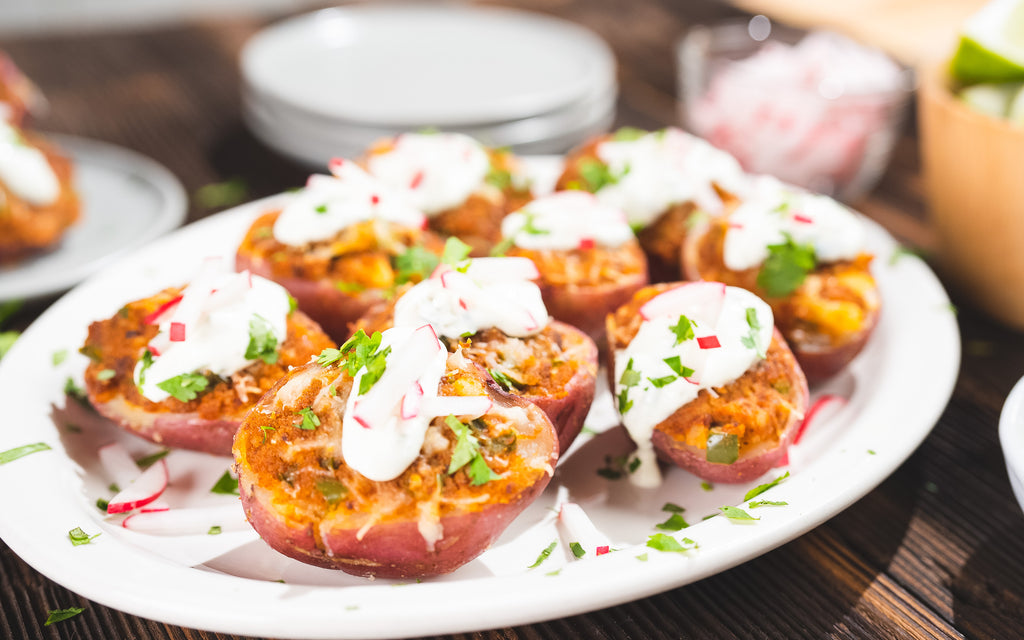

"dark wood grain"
[2,1,1023,639]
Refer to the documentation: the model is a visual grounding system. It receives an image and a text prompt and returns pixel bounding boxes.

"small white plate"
[999,375,1024,513]
[0,134,187,301]
[240,4,617,127]
[0,177,960,638]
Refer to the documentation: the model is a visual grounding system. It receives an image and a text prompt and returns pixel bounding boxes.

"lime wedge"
[958,81,1022,117]
[951,0,1024,84]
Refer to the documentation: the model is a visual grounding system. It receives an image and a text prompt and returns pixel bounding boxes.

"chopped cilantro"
[489,368,523,391]
[619,358,641,387]
[445,415,498,485]
[0,330,20,359]
[749,500,787,508]
[97,369,116,381]
[194,178,248,209]
[208,525,222,535]
[596,454,639,480]
[868,449,877,455]
[705,432,739,464]
[663,355,694,379]
[108,483,120,493]
[757,233,816,298]
[314,203,328,214]
[64,377,88,405]
[636,553,649,561]
[662,502,685,513]
[156,372,209,402]
[0,442,50,465]
[719,505,759,521]
[52,349,68,366]
[489,236,515,257]
[135,449,169,469]
[669,314,696,346]
[44,607,84,626]
[321,330,391,395]
[96,498,109,511]
[259,425,275,443]
[210,470,240,495]
[314,477,349,505]
[613,126,647,141]
[617,388,633,415]
[701,481,714,492]
[334,281,366,294]
[546,569,562,576]
[647,375,676,388]
[440,236,472,268]
[569,542,586,558]
[67,527,100,546]
[743,471,789,502]
[245,314,279,365]
[519,212,549,236]
[393,245,440,284]
[295,407,320,431]
[485,165,512,190]
[646,533,697,553]
[656,513,690,531]
[528,540,558,568]
[740,307,766,358]
[578,158,628,193]
[137,349,154,387]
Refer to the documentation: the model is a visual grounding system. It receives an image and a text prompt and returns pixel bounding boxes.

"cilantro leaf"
[52,349,67,366]
[749,500,788,508]
[719,505,759,521]
[663,355,694,378]
[210,470,240,495]
[67,527,100,546]
[757,233,817,297]
[245,314,279,365]
[0,442,51,465]
[135,449,169,469]
[743,471,790,502]
[295,407,321,430]
[440,236,472,268]
[569,542,586,558]
[648,375,677,388]
[157,372,209,402]
[656,513,690,531]
[528,540,558,568]
[393,245,440,284]
[445,415,498,485]
[613,126,647,141]
[740,307,766,358]
[0,330,19,360]
[518,212,549,236]
[325,330,391,395]
[619,358,641,387]
[669,315,696,346]
[97,368,116,381]
[485,164,512,190]
[314,477,349,505]
[137,349,154,387]
[646,533,698,553]
[208,525,222,535]
[578,159,628,193]
[617,388,633,415]
[44,607,84,626]
[194,178,248,209]
[662,502,685,513]
[489,368,522,391]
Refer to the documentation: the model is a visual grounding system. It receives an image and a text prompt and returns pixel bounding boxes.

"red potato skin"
[82,290,335,456]
[534,272,648,345]
[233,359,558,579]
[682,219,880,383]
[607,283,809,484]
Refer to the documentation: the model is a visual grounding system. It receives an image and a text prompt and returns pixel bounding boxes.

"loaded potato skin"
[681,177,880,382]
[82,279,335,456]
[607,282,809,484]
[233,333,557,579]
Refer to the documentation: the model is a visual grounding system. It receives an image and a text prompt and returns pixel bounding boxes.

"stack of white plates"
[240,3,618,167]
[1000,375,1024,515]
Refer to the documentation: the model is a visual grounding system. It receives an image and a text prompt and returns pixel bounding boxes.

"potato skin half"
[233,357,557,579]
[607,283,809,483]
[236,211,445,342]
[682,218,880,382]
[81,287,336,456]
[0,130,80,263]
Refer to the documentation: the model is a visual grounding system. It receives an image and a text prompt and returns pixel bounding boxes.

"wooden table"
[3,1,1023,638]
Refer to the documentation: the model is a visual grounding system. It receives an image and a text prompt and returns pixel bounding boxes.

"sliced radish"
[98,442,141,488]
[466,257,539,282]
[793,394,847,445]
[400,382,425,419]
[558,502,612,558]
[697,335,721,350]
[140,499,170,513]
[640,281,727,324]
[421,395,492,419]
[122,504,249,536]
[351,325,442,429]
[143,294,183,326]
[106,459,169,515]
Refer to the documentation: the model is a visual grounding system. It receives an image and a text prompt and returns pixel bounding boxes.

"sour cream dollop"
[134,266,291,403]
[722,175,867,271]
[272,160,425,246]
[366,132,491,215]
[394,257,548,339]
[500,190,633,251]
[614,283,773,487]
[0,122,60,206]
[592,127,748,227]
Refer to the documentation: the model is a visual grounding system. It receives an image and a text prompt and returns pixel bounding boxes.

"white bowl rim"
[998,374,1024,487]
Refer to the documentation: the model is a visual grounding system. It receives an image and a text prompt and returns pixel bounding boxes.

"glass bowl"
[676,16,914,202]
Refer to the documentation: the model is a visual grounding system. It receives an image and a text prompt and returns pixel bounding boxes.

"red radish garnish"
[793,213,814,224]
[466,257,539,282]
[106,459,169,515]
[596,545,610,556]
[409,170,424,189]
[169,322,186,342]
[792,394,847,445]
[351,325,443,429]
[578,238,595,250]
[522,310,539,333]
[558,502,612,558]
[370,194,380,206]
[728,222,744,230]
[98,442,142,488]
[139,499,170,514]
[639,281,727,323]
[400,382,424,420]
[327,157,344,175]
[122,504,249,536]
[143,295,183,326]
[421,395,492,419]
[458,298,468,310]
[697,335,721,350]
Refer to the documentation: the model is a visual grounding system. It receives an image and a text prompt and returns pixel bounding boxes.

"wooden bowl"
[919,64,1024,330]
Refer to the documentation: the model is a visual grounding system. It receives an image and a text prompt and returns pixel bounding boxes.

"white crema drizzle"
[614,284,773,487]
[500,190,633,251]
[0,121,60,206]
[134,268,291,403]
[593,127,748,227]
[394,258,549,339]
[722,175,867,271]
[365,132,490,216]
[272,160,425,246]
